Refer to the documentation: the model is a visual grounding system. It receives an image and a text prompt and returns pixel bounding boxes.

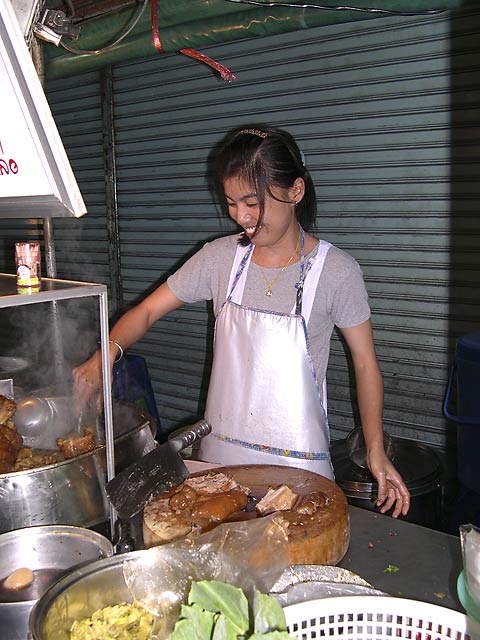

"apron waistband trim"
[214,433,331,460]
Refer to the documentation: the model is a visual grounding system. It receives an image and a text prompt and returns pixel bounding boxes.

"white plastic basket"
[283,596,480,640]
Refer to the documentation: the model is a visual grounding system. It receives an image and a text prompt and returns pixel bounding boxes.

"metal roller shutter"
[45,70,109,286]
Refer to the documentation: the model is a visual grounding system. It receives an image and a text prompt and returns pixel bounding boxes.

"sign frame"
[0,0,86,218]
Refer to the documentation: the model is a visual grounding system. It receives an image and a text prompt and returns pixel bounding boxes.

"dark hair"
[215,126,317,244]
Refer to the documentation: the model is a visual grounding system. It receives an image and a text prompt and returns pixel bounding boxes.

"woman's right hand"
[72,341,118,415]
[72,351,103,415]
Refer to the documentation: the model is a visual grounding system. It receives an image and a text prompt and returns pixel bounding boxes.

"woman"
[73,126,410,518]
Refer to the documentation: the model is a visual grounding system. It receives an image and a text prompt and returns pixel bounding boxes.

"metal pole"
[32,38,65,385]
[99,287,116,537]
[101,67,123,315]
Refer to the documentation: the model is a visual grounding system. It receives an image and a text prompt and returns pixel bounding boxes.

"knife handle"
[170,419,212,452]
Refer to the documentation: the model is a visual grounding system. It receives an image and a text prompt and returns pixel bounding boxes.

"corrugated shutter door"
[46,71,109,286]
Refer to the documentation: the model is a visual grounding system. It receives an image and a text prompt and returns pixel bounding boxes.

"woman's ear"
[290,177,306,204]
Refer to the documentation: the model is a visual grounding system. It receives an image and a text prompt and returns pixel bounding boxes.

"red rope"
[151,0,236,83]
[178,48,236,83]
[151,0,164,53]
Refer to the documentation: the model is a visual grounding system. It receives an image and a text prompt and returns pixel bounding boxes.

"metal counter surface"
[340,506,463,611]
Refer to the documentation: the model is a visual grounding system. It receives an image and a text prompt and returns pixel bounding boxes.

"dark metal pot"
[0,399,156,534]
[331,436,444,530]
[0,525,113,640]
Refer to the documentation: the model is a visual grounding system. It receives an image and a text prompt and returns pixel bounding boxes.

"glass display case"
[0,273,116,533]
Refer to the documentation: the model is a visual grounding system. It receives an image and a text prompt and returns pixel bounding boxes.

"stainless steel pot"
[0,399,156,534]
[331,436,443,529]
[0,525,113,640]
[31,550,143,640]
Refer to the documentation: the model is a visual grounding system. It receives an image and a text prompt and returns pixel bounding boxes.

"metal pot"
[0,525,113,640]
[331,436,444,529]
[30,550,144,640]
[0,399,156,534]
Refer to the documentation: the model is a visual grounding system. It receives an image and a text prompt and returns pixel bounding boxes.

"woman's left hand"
[367,449,411,518]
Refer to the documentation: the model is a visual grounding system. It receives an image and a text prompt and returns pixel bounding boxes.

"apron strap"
[226,241,253,303]
[293,240,332,412]
[292,240,332,323]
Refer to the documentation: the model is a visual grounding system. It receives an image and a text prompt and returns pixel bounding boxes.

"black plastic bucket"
[331,437,443,530]
[443,332,480,493]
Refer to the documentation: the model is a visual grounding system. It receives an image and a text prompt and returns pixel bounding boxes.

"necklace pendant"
[265,287,273,297]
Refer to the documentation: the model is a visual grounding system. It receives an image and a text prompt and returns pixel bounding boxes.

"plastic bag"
[123,514,289,639]
[460,523,480,605]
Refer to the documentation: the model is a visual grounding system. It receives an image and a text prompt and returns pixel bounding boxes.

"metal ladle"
[14,395,86,449]
[14,396,56,444]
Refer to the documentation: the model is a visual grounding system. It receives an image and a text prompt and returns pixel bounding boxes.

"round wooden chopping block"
[203,465,350,566]
[143,464,350,566]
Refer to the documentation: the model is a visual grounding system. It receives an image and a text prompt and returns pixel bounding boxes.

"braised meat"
[255,484,299,515]
[143,472,251,545]
[0,424,22,454]
[0,394,16,425]
[0,395,21,474]
[56,426,96,459]
[0,440,15,467]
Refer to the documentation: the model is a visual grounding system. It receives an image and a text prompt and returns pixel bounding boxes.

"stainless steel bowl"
[31,550,144,640]
[0,525,113,640]
[0,400,156,534]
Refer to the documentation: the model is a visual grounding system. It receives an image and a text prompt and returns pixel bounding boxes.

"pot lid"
[331,436,443,497]
[0,356,29,376]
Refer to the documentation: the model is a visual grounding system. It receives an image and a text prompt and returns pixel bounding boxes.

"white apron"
[200,236,333,478]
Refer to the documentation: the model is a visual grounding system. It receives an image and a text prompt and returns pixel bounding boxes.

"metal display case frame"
[0,272,115,525]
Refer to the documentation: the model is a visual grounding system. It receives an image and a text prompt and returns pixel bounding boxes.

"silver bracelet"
[109,340,124,363]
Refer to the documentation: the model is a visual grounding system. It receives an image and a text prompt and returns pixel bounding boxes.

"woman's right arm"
[72,282,184,411]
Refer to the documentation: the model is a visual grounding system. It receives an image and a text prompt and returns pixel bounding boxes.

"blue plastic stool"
[112,354,161,439]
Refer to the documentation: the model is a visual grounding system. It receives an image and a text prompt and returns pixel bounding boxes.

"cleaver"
[105,419,212,519]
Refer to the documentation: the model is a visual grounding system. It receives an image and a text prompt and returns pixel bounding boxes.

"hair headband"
[234,127,306,167]
[235,128,268,139]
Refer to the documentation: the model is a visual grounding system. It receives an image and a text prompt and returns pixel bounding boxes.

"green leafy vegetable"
[211,613,239,640]
[170,580,292,639]
[188,580,249,636]
[252,589,287,634]
[171,603,217,640]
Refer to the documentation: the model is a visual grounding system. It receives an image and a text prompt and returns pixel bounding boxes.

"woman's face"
[223,176,304,249]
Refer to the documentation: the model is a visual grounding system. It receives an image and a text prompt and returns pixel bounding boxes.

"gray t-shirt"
[167,234,371,390]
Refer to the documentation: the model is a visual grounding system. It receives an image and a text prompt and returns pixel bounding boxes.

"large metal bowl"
[0,399,156,533]
[0,525,113,640]
[30,550,143,640]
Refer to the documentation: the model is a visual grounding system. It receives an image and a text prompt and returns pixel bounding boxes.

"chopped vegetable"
[170,580,292,639]
[69,602,154,640]
[383,564,400,573]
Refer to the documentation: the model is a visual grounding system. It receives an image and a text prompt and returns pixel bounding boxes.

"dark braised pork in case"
[0,395,23,474]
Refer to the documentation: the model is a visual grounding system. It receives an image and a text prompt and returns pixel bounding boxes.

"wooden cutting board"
[143,464,350,566]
